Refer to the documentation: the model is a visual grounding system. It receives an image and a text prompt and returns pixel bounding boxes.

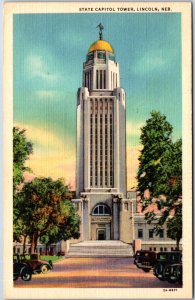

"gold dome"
[88,39,114,53]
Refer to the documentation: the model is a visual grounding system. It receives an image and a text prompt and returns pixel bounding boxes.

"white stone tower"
[74,25,133,242]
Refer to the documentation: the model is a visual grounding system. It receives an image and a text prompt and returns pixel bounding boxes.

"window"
[96,70,98,88]
[87,53,94,61]
[149,229,154,238]
[159,229,164,238]
[164,247,167,251]
[109,54,115,61]
[92,204,111,215]
[97,52,105,59]
[74,203,79,211]
[149,247,152,251]
[100,70,102,89]
[104,70,106,88]
[160,247,163,251]
[138,229,143,238]
[153,247,156,251]
[124,203,128,210]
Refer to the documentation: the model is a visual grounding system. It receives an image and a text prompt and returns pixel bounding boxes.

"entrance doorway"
[97,229,106,240]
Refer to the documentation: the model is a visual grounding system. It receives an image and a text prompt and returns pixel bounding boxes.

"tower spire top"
[96,23,104,40]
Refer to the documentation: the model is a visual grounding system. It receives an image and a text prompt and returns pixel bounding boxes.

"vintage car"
[13,254,32,281]
[153,251,182,281]
[57,251,65,257]
[134,250,157,272]
[163,263,182,284]
[20,254,53,274]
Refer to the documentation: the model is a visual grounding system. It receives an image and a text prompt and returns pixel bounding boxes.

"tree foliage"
[13,127,33,241]
[14,177,80,253]
[167,210,182,250]
[137,111,182,244]
[13,127,33,193]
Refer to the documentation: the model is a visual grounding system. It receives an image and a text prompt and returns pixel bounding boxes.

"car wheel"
[154,263,165,280]
[176,265,182,285]
[13,275,19,281]
[163,265,172,281]
[21,269,32,281]
[41,264,49,274]
[143,268,150,272]
[168,276,178,284]
[48,260,53,269]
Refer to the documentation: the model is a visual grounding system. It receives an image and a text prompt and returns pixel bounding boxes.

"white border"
[3,2,192,299]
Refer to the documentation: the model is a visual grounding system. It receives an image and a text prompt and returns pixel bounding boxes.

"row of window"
[148,247,177,252]
[92,204,111,215]
[84,70,92,90]
[90,108,113,115]
[111,71,118,89]
[85,69,108,90]
[96,70,106,89]
[90,114,113,187]
[86,51,115,62]
[138,229,164,239]
[84,69,118,90]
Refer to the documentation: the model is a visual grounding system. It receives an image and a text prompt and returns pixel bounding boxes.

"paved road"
[14,257,181,288]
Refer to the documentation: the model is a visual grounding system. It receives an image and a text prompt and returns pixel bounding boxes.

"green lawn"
[19,255,64,263]
[41,255,63,263]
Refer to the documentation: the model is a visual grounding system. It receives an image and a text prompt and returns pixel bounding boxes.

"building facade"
[73,27,134,243]
[13,27,181,255]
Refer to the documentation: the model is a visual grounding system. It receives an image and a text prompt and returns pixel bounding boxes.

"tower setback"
[74,27,133,243]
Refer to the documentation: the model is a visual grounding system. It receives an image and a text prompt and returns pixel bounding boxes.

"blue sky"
[13,13,181,189]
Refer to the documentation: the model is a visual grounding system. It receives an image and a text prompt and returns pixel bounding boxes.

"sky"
[14,13,181,190]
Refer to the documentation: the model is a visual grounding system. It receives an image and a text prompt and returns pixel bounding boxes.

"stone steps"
[66,241,134,258]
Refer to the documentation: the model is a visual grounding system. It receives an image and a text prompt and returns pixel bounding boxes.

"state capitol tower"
[74,24,132,242]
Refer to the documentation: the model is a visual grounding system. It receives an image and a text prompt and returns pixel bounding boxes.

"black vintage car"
[163,263,182,284]
[20,254,53,274]
[153,251,182,281]
[134,250,157,272]
[13,254,33,281]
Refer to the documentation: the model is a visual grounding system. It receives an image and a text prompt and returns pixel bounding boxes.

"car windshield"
[30,254,39,260]
[158,254,167,260]
[171,254,180,262]
[143,253,149,257]
[13,256,18,263]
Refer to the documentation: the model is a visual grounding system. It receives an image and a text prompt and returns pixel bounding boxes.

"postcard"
[3,1,192,299]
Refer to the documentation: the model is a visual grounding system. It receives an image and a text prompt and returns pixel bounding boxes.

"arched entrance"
[91,204,112,240]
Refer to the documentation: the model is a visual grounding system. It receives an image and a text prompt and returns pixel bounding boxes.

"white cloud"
[35,90,63,101]
[26,54,61,83]
[132,50,168,75]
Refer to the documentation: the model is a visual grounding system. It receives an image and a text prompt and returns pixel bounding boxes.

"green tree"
[13,127,33,193]
[15,177,80,253]
[13,127,33,243]
[137,111,182,245]
[167,210,182,250]
[40,200,80,254]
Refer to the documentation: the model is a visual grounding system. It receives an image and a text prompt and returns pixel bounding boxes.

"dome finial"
[96,23,104,40]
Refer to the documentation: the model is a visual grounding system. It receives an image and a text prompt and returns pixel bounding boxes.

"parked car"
[153,251,182,281]
[20,254,53,274]
[13,254,32,281]
[163,263,182,284]
[57,251,65,257]
[134,250,157,272]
